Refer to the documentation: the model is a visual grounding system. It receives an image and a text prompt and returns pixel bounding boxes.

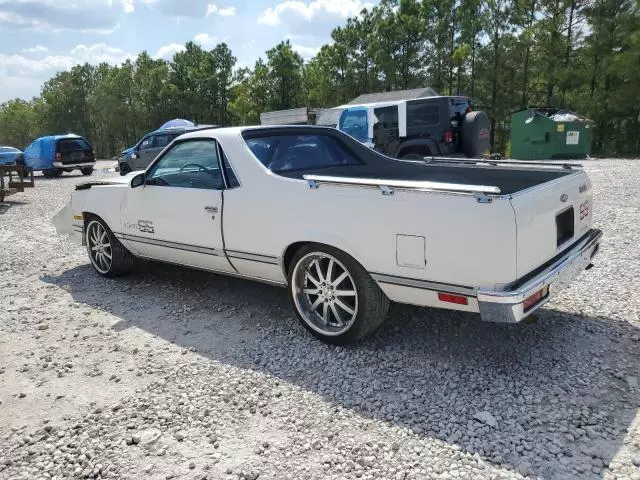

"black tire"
[119,162,131,176]
[43,168,62,178]
[462,111,491,157]
[288,244,389,345]
[85,216,136,277]
[81,167,94,176]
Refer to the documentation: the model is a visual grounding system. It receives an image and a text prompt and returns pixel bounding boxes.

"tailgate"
[510,170,593,278]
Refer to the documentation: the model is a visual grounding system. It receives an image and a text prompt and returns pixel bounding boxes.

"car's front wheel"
[119,162,131,176]
[288,244,389,344]
[43,168,62,178]
[85,217,135,277]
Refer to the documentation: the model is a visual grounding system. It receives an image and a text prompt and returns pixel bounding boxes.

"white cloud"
[0,0,122,34]
[70,44,135,65]
[22,45,48,54]
[292,44,319,59]
[206,3,218,16]
[154,43,186,60]
[194,33,218,47]
[258,0,372,28]
[118,0,135,13]
[218,6,235,16]
[0,44,134,78]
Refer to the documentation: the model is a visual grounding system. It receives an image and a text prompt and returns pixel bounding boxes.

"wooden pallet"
[0,165,34,202]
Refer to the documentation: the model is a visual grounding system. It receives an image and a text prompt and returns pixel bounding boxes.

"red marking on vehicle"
[438,292,468,305]
[580,201,590,220]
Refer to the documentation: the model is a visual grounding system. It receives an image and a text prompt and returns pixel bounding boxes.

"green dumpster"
[510,108,593,160]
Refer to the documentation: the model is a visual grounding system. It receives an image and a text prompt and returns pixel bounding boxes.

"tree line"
[1,0,638,157]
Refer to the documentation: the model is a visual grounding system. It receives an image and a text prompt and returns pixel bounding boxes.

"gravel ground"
[1,159,639,480]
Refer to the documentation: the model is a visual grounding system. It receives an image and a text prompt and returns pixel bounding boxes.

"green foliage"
[0,1,639,156]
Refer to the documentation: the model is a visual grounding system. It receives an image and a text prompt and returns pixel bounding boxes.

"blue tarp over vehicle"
[23,134,83,170]
[159,119,194,129]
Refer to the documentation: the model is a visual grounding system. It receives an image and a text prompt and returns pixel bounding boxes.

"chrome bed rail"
[303,174,501,196]
[417,156,583,170]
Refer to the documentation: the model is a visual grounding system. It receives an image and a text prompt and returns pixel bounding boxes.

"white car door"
[121,138,234,273]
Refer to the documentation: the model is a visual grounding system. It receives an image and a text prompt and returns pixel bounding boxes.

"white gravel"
[1,159,640,480]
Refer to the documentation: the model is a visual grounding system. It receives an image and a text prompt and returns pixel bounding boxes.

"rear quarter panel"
[223,171,518,289]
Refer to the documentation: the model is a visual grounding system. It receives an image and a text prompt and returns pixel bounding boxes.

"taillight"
[444,131,453,143]
[438,292,468,305]
[466,106,473,114]
[56,152,61,161]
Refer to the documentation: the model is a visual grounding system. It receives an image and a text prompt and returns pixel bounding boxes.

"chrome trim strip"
[225,250,279,265]
[135,254,286,287]
[371,273,476,296]
[121,233,220,256]
[303,174,501,195]
[477,229,602,322]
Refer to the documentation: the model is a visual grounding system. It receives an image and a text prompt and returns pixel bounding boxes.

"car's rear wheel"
[288,244,389,344]
[85,217,135,277]
[80,167,94,176]
[43,168,62,178]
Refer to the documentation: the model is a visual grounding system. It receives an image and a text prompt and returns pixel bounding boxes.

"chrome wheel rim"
[86,220,112,274]
[292,252,358,336]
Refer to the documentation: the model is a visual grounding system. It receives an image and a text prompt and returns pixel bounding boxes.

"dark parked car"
[118,125,217,175]
[23,134,95,178]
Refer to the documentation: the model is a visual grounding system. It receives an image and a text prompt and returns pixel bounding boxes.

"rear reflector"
[438,292,468,305]
[444,131,453,143]
[523,286,549,312]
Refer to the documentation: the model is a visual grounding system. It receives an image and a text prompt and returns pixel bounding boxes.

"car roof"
[178,125,339,141]
[35,134,84,142]
[153,125,219,134]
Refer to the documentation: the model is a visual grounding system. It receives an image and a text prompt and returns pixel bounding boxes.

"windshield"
[0,147,20,153]
[338,109,369,143]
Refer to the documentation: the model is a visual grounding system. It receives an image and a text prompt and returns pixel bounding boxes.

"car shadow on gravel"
[43,262,640,479]
[0,200,28,214]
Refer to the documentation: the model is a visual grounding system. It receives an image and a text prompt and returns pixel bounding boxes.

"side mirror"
[131,173,145,188]
[131,152,138,159]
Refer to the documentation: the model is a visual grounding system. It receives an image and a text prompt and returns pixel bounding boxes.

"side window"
[139,135,154,150]
[244,134,362,173]
[374,106,399,130]
[219,148,240,188]
[146,140,223,190]
[154,134,173,149]
[338,109,369,142]
[406,101,439,127]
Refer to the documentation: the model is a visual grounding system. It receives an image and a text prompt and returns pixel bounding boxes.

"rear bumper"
[477,228,602,323]
[53,162,94,168]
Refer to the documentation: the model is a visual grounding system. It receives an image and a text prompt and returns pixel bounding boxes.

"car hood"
[75,172,138,190]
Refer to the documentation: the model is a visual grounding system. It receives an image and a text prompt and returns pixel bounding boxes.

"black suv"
[337,96,491,159]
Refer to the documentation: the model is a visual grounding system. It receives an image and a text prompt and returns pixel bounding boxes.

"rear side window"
[407,101,439,127]
[155,134,177,149]
[374,106,399,130]
[57,138,91,152]
[244,134,362,173]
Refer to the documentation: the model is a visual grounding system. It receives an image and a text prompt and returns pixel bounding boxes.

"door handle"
[204,206,219,213]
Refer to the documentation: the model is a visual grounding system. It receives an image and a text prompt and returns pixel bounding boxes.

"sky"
[0,0,376,102]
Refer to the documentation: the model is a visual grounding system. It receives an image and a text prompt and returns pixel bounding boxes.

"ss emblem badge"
[138,220,155,234]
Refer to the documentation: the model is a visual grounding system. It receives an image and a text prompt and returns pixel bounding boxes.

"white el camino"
[53,126,602,344]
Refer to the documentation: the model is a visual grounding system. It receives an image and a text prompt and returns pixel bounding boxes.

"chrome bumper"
[477,229,602,323]
[52,162,95,168]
